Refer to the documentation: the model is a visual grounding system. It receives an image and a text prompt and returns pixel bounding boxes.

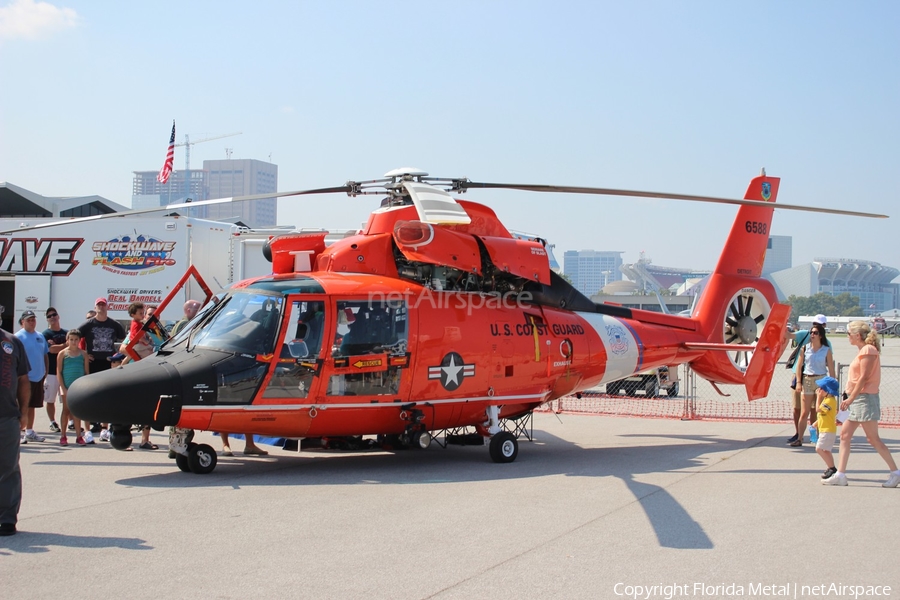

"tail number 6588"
[745,221,768,235]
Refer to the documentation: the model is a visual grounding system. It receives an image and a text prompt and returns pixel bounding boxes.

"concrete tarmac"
[4,412,899,599]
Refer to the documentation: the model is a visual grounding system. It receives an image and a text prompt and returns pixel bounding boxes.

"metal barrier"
[546,363,900,428]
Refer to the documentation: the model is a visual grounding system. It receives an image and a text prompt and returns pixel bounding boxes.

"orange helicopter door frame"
[322,296,414,403]
[256,295,331,406]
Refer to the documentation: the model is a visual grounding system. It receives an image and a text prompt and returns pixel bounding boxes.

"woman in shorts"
[791,322,834,446]
[824,321,900,487]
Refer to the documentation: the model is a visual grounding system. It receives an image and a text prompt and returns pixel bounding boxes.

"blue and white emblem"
[2,341,13,355]
[761,182,771,201]
[605,325,629,355]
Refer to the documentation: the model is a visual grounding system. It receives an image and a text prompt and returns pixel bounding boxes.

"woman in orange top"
[824,321,900,487]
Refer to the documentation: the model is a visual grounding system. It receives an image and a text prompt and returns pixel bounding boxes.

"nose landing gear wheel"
[109,428,132,451]
[489,431,518,463]
[187,443,217,474]
[175,452,191,473]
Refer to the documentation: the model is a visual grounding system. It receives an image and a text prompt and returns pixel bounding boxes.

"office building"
[131,158,277,228]
[203,159,277,228]
[563,250,623,297]
[762,235,791,276]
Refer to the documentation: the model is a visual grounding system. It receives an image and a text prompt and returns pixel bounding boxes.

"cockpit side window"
[334,300,406,357]
[263,299,327,399]
[327,299,408,397]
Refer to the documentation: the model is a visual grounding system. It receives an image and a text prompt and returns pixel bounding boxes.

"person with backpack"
[784,314,832,445]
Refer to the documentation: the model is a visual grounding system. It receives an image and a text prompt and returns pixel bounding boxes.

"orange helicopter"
[64,168,886,474]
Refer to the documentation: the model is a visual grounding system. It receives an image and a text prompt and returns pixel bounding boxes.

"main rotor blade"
[460,182,888,219]
[0,185,353,235]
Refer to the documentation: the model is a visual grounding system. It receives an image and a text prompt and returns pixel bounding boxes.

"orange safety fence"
[540,363,900,428]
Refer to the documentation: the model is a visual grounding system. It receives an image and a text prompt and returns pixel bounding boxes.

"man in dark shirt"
[0,304,31,536]
[76,297,127,374]
[41,307,67,433]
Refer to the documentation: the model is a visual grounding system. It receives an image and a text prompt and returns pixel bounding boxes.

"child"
[57,329,90,446]
[126,301,154,360]
[814,376,840,480]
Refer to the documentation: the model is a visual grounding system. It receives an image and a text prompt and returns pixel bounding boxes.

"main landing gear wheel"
[187,443,217,474]
[412,430,431,449]
[489,431,518,463]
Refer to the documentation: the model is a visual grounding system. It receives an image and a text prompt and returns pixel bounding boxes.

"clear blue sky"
[1,1,898,273]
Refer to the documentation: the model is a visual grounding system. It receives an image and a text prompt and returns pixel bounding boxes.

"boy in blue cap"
[814,376,840,480]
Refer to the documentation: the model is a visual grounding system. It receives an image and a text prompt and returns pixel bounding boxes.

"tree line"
[785,292,862,323]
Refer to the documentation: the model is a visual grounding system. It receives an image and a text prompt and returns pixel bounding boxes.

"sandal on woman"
[139,442,159,450]
[789,439,803,447]
[243,447,268,456]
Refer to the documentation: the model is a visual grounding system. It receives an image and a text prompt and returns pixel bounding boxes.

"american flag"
[156,120,175,184]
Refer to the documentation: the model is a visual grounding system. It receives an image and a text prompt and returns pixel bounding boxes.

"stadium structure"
[618,253,710,295]
[770,257,899,312]
[610,250,898,313]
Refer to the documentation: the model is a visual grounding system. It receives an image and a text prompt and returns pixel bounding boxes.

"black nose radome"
[68,359,182,428]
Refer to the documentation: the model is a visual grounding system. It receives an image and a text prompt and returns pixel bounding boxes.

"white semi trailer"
[0,216,279,330]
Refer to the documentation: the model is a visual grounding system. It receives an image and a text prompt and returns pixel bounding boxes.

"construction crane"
[175,132,242,172]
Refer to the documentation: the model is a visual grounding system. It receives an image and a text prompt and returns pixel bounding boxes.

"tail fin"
[712,172,780,278]
[688,172,789,398]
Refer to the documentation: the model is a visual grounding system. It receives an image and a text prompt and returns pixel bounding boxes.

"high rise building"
[563,250,623,297]
[131,158,277,228]
[203,159,277,227]
[762,235,791,276]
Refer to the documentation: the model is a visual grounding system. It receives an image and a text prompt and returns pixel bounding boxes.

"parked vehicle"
[606,366,679,397]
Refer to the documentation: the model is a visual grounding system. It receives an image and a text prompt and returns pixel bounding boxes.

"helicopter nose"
[67,359,183,428]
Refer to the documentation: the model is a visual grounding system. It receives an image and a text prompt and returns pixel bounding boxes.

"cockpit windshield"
[164,292,226,349]
[188,292,284,355]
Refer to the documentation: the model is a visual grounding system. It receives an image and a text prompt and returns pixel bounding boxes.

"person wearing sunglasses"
[790,322,835,447]
[783,314,833,445]
[41,308,68,434]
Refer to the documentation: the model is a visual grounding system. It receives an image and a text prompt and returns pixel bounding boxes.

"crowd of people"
[0,298,275,536]
[785,315,900,487]
[3,304,900,538]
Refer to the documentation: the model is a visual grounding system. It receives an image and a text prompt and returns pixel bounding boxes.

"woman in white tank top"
[791,323,834,446]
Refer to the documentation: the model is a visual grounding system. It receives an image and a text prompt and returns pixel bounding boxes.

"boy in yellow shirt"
[814,376,840,480]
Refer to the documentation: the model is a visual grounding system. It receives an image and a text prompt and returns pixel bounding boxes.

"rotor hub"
[736,315,758,344]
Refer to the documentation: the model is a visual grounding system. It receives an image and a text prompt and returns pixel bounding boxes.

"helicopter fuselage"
[68,272,711,440]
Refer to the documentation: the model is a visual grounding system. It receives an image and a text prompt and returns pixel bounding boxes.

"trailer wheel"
[667,383,679,397]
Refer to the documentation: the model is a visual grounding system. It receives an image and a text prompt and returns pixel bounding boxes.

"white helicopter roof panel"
[402,181,471,225]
